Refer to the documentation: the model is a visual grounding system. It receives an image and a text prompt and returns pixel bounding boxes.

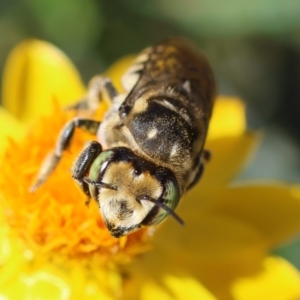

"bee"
[31,37,216,238]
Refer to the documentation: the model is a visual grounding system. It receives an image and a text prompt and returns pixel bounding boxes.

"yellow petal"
[208,97,246,140]
[21,272,71,300]
[0,275,28,299]
[232,256,300,300]
[0,204,27,287]
[0,228,27,288]
[141,276,217,300]
[154,212,265,267]
[124,247,217,300]
[187,132,260,200]
[0,250,118,300]
[163,275,218,300]
[0,106,25,156]
[138,205,300,299]
[212,184,300,246]
[126,210,265,300]
[0,264,72,300]
[2,39,85,123]
[140,280,174,300]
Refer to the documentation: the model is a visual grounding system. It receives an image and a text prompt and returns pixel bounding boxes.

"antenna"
[136,194,184,226]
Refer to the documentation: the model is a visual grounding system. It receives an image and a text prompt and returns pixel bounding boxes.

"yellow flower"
[1,39,300,300]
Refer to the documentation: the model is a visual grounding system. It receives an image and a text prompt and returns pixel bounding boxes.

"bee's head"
[84,147,182,238]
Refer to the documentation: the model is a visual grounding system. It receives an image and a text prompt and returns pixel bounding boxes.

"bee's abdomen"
[128,37,215,122]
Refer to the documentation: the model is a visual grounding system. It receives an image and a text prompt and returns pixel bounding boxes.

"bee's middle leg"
[186,149,211,191]
[67,76,119,112]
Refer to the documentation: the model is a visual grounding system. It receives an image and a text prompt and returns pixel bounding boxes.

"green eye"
[150,178,180,225]
[88,150,113,198]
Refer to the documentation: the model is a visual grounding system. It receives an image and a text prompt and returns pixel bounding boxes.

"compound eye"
[88,150,114,198]
[144,176,181,226]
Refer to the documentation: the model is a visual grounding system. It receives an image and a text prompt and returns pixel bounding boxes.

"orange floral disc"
[0,103,153,267]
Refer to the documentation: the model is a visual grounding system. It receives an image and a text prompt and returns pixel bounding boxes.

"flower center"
[0,106,153,266]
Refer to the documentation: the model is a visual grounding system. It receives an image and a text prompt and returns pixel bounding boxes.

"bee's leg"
[67,76,119,112]
[30,118,101,192]
[202,149,211,162]
[71,141,103,205]
[187,163,204,191]
[186,149,211,191]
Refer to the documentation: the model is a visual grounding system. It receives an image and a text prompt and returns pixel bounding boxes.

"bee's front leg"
[67,76,119,112]
[30,118,101,192]
[71,141,103,204]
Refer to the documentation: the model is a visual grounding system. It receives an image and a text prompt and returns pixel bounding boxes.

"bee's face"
[87,148,181,237]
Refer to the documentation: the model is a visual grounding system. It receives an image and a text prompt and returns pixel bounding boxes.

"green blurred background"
[0,0,300,268]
